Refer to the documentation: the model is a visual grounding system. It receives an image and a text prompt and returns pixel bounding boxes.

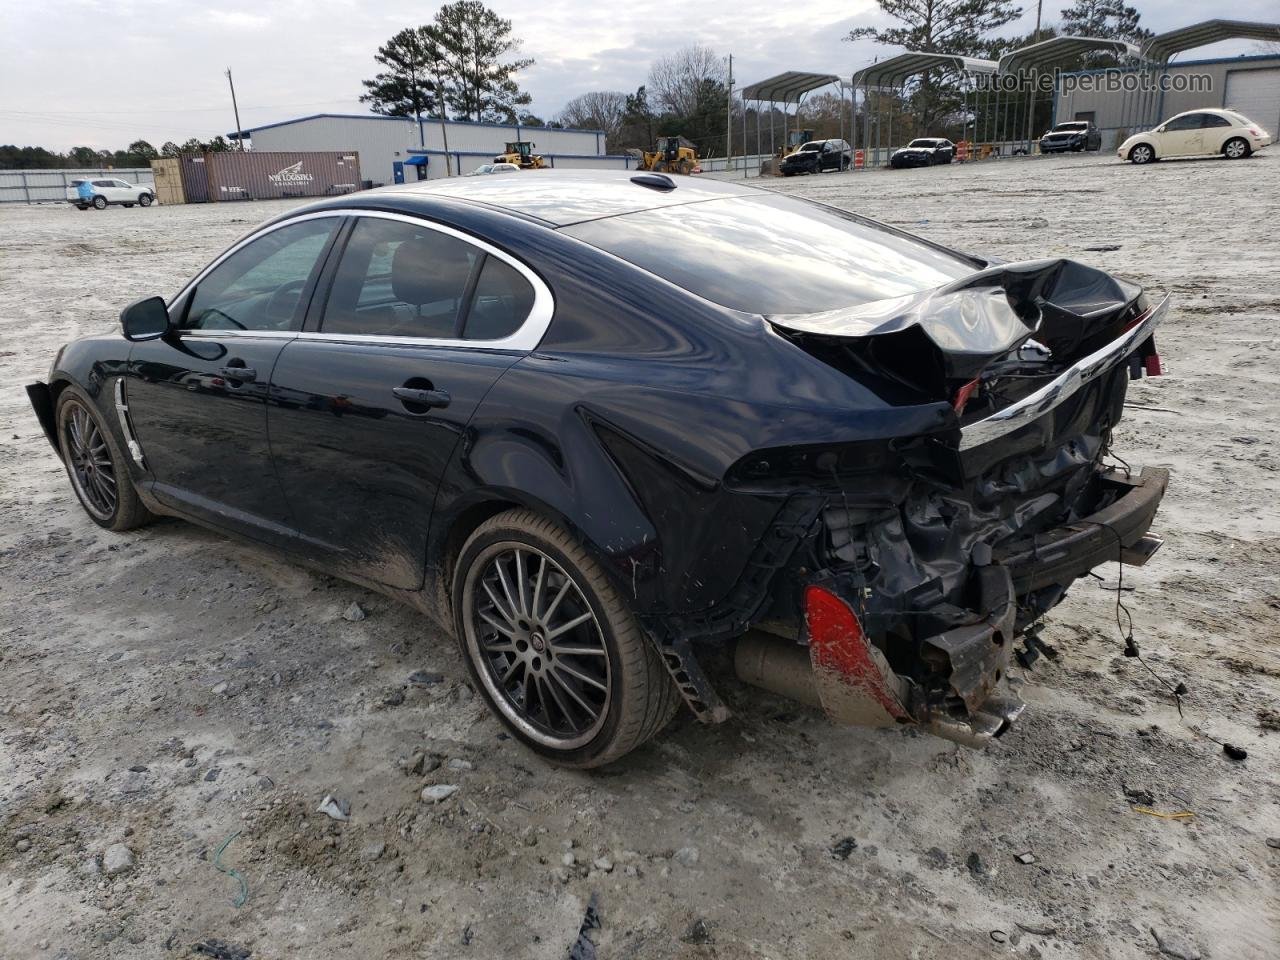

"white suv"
[67,178,156,210]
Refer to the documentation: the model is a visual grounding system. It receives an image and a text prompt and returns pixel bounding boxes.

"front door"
[1158,113,1204,156]
[125,215,341,544]
[268,212,542,588]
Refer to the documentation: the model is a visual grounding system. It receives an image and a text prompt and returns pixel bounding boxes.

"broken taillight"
[804,584,909,721]
[953,377,980,414]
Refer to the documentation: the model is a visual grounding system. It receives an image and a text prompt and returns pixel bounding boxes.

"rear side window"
[464,257,535,340]
[1201,114,1230,127]
[322,218,479,339]
[561,194,977,315]
[320,216,536,342]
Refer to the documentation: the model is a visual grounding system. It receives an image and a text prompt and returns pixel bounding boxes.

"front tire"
[1129,143,1155,165]
[55,388,153,531]
[139,193,153,206]
[452,509,679,768]
[92,195,108,209]
[1223,137,1250,160]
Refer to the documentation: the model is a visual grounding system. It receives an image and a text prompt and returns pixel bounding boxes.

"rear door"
[267,211,549,589]
[125,214,342,544]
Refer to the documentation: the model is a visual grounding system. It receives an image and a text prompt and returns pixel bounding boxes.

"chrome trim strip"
[170,209,554,353]
[959,293,1169,451]
[113,377,145,466]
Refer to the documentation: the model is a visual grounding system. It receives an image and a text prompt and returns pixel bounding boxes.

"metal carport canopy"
[997,35,1139,73]
[852,52,996,89]
[740,71,841,102]
[1141,19,1280,64]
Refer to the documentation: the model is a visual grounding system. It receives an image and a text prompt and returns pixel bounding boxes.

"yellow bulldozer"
[779,129,815,158]
[631,136,700,175]
[494,141,546,169]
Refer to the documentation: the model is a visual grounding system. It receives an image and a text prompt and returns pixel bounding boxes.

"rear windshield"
[560,193,977,315]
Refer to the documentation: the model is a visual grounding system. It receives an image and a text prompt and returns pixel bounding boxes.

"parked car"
[780,139,852,175]
[890,138,955,168]
[1039,120,1102,153]
[467,163,521,176]
[27,171,1168,766]
[67,178,155,210]
[1118,108,1272,164]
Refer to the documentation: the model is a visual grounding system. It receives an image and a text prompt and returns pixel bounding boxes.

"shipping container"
[149,157,185,205]
[147,151,361,203]
[204,150,360,202]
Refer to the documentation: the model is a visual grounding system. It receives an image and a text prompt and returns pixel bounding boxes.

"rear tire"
[452,509,680,768]
[92,195,107,209]
[1129,143,1155,165]
[123,203,134,208]
[1223,137,1250,160]
[55,387,153,532]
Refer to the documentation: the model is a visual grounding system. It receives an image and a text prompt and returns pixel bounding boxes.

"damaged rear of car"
[558,185,1168,748]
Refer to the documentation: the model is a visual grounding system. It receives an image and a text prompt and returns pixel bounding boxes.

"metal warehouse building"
[1055,54,1280,150]
[232,114,626,185]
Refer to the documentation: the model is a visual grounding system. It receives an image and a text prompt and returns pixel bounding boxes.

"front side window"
[1164,115,1202,132]
[183,218,336,332]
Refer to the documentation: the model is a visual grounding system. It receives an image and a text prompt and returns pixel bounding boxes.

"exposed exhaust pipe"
[733,630,822,709]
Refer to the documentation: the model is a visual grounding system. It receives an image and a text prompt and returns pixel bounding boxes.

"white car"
[67,177,156,210]
[466,162,521,176]
[1118,108,1272,165]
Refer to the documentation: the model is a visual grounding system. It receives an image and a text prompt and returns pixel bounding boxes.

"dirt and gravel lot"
[2,153,1278,960]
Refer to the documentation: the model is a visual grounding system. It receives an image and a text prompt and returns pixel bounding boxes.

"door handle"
[393,386,451,409]
[218,365,257,382]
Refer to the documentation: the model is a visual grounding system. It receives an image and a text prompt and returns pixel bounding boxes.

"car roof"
[362,169,763,227]
[1170,108,1233,119]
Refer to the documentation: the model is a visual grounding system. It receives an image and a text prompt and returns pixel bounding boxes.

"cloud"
[3,0,1278,149]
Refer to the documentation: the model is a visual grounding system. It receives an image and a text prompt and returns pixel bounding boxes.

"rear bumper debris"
[735,464,1167,746]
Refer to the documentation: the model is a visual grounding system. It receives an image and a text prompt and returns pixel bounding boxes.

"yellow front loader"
[494,141,546,169]
[631,136,700,175]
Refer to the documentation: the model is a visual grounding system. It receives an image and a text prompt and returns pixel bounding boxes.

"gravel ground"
[2,153,1278,960]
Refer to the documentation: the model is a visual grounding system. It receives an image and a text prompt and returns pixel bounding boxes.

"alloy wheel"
[1132,145,1153,164]
[466,544,611,748]
[1224,139,1247,159]
[64,401,117,520]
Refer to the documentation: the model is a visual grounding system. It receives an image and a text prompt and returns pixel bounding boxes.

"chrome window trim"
[959,293,1169,451]
[170,209,553,353]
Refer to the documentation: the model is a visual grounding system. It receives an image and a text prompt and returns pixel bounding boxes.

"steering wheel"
[264,279,307,326]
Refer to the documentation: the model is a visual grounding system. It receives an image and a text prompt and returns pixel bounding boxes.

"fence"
[0,168,156,204]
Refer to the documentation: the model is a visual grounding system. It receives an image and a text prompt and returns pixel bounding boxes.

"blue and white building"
[231,113,630,185]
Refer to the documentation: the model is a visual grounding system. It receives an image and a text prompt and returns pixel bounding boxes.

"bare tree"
[557,90,628,149]
[646,45,726,118]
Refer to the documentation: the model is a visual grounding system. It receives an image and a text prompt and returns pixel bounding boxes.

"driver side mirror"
[121,296,172,341]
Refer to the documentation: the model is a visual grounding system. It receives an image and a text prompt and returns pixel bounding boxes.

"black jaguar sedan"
[890,138,956,168]
[28,170,1168,766]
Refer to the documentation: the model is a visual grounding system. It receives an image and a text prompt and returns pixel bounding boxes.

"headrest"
[391,236,473,306]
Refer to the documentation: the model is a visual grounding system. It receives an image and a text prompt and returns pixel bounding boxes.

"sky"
[1,0,1276,151]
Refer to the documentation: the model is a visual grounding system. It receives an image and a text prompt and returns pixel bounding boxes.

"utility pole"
[726,53,734,171]
[225,69,245,150]
[1025,0,1043,153]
